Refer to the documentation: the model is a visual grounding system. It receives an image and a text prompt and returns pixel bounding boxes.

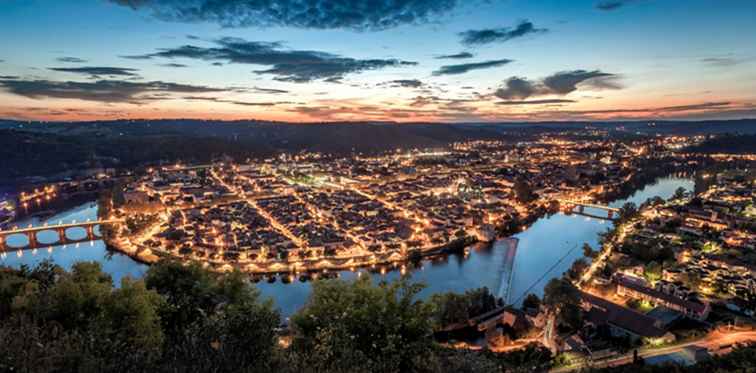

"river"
[1,176,693,318]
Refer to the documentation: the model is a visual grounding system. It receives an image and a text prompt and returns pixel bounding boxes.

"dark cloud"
[108,0,462,31]
[49,66,140,78]
[254,87,289,94]
[183,96,294,106]
[126,37,416,82]
[0,77,226,104]
[435,52,474,60]
[494,70,621,101]
[186,35,200,40]
[494,77,544,100]
[432,59,513,76]
[56,57,88,63]
[542,70,618,94]
[596,0,640,11]
[160,63,189,68]
[701,57,742,67]
[497,99,576,105]
[386,79,423,88]
[459,21,547,46]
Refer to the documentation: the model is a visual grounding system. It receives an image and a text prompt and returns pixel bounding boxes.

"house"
[615,274,710,321]
[581,292,676,343]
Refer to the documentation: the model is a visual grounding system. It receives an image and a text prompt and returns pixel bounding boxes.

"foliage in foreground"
[0,260,510,373]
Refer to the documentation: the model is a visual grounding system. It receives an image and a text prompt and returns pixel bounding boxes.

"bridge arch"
[35,229,64,245]
[3,233,31,249]
[65,227,88,241]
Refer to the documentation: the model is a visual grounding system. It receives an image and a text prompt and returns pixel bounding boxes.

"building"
[615,274,710,321]
[582,292,676,343]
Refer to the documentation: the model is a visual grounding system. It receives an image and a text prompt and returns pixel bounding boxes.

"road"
[550,330,756,372]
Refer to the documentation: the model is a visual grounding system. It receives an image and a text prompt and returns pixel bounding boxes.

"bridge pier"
[57,228,67,245]
[86,226,96,241]
[28,232,38,249]
[0,235,5,251]
[578,205,585,213]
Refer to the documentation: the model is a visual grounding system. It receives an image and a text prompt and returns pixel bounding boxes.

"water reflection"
[1,202,147,285]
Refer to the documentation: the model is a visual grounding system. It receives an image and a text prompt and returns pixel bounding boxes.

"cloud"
[108,0,463,31]
[0,77,226,104]
[183,96,295,106]
[432,59,513,76]
[701,57,743,67]
[160,63,189,68]
[542,70,618,94]
[56,57,88,63]
[126,37,417,82]
[494,70,621,101]
[254,87,289,94]
[596,0,640,11]
[459,21,547,46]
[48,66,140,78]
[497,99,576,105]
[494,77,544,100]
[435,52,474,60]
[386,79,423,88]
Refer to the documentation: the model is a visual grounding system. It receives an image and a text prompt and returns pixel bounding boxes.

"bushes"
[0,260,280,373]
[1,260,552,373]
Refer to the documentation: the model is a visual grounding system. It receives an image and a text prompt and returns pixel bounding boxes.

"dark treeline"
[3,118,755,185]
[686,134,756,154]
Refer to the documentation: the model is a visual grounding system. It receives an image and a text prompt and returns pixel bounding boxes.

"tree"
[522,293,541,311]
[566,258,588,282]
[290,276,435,373]
[430,287,498,328]
[672,187,687,201]
[558,303,583,332]
[494,343,553,372]
[618,202,639,222]
[543,278,582,331]
[101,278,164,353]
[513,178,536,203]
[582,243,597,258]
[644,261,662,283]
[543,278,581,311]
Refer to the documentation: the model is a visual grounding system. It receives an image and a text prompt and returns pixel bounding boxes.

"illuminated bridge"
[555,199,620,220]
[0,219,123,250]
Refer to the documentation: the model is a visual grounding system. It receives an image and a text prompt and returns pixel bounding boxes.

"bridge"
[555,199,620,220]
[0,219,123,250]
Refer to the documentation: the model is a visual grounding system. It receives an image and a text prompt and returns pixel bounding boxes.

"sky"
[0,0,755,123]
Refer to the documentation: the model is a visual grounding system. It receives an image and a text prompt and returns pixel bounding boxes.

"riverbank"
[2,174,696,317]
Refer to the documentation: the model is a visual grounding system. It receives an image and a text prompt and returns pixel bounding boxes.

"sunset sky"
[1,0,755,122]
